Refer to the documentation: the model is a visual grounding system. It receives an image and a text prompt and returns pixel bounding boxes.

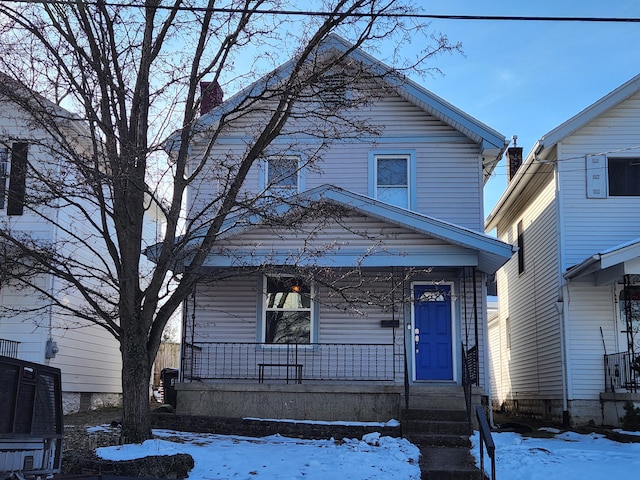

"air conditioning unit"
[0,356,63,480]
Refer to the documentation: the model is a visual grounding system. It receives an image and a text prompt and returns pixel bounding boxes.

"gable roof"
[169,184,513,274]
[486,72,640,231]
[168,34,506,183]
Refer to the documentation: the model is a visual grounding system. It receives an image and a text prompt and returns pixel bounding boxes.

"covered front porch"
[564,239,640,425]
[171,186,512,421]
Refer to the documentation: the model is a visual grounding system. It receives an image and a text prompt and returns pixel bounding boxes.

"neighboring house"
[486,73,640,427]
[169,35,513,421]
[0,77,122,413]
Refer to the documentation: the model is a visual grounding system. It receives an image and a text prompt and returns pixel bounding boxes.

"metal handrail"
[183,341,397,382]
[476,405,496,480]
[461,343,472,423]
[604,351,638,393]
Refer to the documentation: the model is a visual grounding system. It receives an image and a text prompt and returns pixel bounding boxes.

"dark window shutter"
[7,142,27,216]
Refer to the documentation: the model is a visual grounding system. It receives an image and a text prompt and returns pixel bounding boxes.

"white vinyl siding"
[186,274,396,346]
[560,90,640,269]
[186,93,484,232]
[495,175,563,399]
[208,214,480,269]
[0,101,123,395]
[564,280,617,400]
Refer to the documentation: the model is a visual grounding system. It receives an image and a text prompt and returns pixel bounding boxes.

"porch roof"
[175,185,514,274]
[564,237,640,285]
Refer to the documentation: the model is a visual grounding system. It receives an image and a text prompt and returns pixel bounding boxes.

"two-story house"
[168,35,513,422]
[0,75,122,413]
[486,73,640,427]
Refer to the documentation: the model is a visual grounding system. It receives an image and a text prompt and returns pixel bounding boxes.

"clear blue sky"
[401,0,640,216]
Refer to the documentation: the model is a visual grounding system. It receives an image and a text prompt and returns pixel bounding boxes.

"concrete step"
[405,392,467,410]
[419,446,483,480]
[407,432,472,448]
[403,419,472,437]
[402,408,469,423]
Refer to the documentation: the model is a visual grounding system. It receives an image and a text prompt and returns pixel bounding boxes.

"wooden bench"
[258,363,303,384]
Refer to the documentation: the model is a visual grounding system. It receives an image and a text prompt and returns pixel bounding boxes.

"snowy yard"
[93,423,640,479]
[471,428,640,479]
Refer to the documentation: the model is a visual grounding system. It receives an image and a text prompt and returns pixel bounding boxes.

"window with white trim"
[263,275,312,344]
[370,152,414,209]
[264,155,300,195]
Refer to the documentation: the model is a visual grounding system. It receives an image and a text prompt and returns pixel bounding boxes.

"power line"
[3,0,640,23]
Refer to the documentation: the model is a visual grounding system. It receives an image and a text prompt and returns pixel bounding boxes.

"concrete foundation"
[62,391,122,415]
[175,383,484,423]
[600,392,640,427]
[176,383,403,422]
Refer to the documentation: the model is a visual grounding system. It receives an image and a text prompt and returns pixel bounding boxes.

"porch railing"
[604,351,638,393]
[183,342,398,383]
[461,343,478,423]
[0,338,19,358]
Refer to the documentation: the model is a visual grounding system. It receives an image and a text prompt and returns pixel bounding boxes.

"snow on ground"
[93,422,640,479]
[97,428,421,480]
[471,429,640,479]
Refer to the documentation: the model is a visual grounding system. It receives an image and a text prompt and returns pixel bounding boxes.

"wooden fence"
[153,342,180,386]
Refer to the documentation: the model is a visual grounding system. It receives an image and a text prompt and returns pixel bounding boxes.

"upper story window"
[262,155,302,196]
[369,151,415,210]
[263,275,313,344]
[586,155,640,198]
[0,142,27,216]
[517,220,525,275]
[0,147,9,210]
[608,158,640,196]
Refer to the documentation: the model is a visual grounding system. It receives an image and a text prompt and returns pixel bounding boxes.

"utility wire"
[2,0,640,23]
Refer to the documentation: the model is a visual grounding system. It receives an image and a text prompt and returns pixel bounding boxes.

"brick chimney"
[506,136,523,183]
[200,81,223,115]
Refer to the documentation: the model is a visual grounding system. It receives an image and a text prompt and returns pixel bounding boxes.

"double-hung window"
[263,275,312,344]
[370,152,415,209]
[264,155,301,196]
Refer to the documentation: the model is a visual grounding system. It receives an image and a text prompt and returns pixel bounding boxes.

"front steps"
[401,386,484,480]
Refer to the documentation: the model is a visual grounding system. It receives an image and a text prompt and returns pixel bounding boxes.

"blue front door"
[413,284,453,381]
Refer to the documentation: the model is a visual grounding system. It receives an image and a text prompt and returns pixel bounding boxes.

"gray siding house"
[486,73,640,427]
[171,35,512,421]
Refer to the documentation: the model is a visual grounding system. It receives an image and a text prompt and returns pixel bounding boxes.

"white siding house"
[486,73,640,427]
[170,35,513,421]
[0,80,122,413]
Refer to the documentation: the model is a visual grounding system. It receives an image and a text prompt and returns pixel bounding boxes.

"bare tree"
[0,0,460,443]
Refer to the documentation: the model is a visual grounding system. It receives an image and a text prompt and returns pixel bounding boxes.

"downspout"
[554,143,570,426]
[45,150,63,364]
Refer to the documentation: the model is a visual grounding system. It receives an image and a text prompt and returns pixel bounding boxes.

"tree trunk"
[120,331,152,444]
